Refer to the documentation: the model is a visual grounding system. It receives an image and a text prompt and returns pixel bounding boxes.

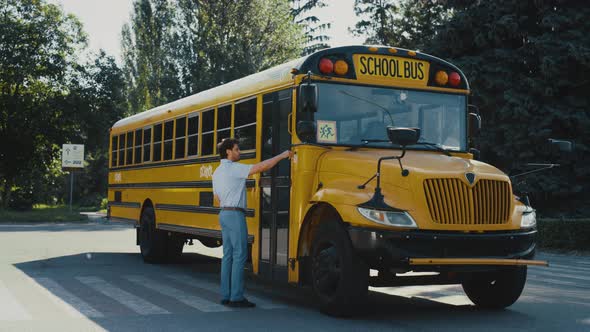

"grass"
[0,204,91,223]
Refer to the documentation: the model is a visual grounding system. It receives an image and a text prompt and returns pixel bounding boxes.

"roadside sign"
[62,144,84,168]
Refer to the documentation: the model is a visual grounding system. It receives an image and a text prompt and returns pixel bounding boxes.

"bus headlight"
[520,207,537,228]
[357,207,418,228]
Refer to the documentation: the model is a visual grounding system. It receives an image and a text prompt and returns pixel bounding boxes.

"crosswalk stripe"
[539,263,590,273]
[166,274,287,309]
[428,295,472,306]
[124,275,231,312]
[34,278,103,318]
[376,285,461,298]
[528,275,581,287]
[0,279,32,321]
[531,270,590,282]
[76,276,169,315]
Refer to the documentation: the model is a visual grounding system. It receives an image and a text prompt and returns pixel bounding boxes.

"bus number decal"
[200,165,213,179]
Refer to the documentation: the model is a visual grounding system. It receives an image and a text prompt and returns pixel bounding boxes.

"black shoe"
[221,299,230,305]
[228,298,256,308]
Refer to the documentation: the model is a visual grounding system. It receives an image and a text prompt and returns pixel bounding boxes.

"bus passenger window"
[111,135,118,167]
[164,120,174,160]
[235,98,257,150]
[201,110,214,156]
[153,123,163,162]
[118,134,125,166]
[187,114,199,157]
[125,132,133,165]
[134,129,142,164]
[217,105,232,148]
[175,117,187,159]
[143,127,152,162]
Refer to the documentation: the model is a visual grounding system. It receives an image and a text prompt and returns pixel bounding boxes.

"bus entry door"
[259,89,292,282]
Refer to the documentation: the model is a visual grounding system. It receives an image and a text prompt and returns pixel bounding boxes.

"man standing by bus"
[212,138,292,308]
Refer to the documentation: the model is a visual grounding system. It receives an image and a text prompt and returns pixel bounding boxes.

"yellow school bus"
[108,45,546,316]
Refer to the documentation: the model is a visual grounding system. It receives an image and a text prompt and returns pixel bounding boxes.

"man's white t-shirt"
[212,159,253,209]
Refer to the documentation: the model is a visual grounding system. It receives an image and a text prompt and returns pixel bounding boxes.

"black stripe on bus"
[157,223,255,244]
[109,179,256,190]
[109,152,256,172]
[155,203,255,218]
[108,202,141,208]
[109,216,139,226]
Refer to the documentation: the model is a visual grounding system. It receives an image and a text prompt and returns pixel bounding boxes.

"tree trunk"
[0,179,12,209]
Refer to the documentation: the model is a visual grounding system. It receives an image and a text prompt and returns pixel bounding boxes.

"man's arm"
[249,150,293,176]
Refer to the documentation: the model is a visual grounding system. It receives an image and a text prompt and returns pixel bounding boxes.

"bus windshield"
[311,83,467,151]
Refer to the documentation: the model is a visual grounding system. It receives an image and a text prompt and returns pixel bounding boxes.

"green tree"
[426,0,590,216]
[351,0,451,49]
[0,0,86,208]
[65,51,128,205]
[290,0,331,55]
[122,0,181,114]
[124,0,304,102]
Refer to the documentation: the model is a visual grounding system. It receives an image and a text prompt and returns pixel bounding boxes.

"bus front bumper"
[347,226,545,271]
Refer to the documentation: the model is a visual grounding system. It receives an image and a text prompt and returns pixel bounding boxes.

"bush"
[537,219,590,251]
[8,188,34,211]
[78,192,104,209]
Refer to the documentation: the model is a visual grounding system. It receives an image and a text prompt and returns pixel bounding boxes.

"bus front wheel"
[462,266,527,309]
[311,221,368,317]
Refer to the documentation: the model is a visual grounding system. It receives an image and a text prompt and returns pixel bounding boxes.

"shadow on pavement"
[0,220,132,233]
[12,248,578,331]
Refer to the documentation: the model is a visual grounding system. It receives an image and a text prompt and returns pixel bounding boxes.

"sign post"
[62,144,85,212]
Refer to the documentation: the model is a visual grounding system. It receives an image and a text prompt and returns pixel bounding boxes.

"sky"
[48,0,365,62]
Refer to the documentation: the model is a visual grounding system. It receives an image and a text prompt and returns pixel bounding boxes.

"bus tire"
[139,207,167,263]
[311,220,368,317]
[462,266,527,309]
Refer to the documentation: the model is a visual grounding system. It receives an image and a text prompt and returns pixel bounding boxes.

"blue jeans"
[219,210,248,301]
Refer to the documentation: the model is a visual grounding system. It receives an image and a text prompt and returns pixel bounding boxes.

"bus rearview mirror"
[296,121,316,142]
[549,138,574,152]
[468,113,481,137]
[299,84,318,113]
[386,127,420,147]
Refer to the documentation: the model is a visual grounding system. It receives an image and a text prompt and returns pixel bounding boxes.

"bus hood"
[316,149,510,210]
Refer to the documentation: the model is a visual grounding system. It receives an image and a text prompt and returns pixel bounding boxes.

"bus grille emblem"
[465,172,476,185]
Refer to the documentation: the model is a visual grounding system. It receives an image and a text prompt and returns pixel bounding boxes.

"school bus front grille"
[423,179,511,225]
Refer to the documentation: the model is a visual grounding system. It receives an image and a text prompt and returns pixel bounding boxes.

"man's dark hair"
[218,138,240,159]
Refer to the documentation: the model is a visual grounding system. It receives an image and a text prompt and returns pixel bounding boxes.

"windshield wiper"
[358,140,453,157]
[413,142,452,156]
[360,139,389,144]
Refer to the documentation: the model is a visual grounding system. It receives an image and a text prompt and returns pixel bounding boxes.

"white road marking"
[0,279,32,321]
[528,275,579,287]
[76,276,169,315]
[539,263,590,273]
[531,270,590,282]
[124,275,231,312]
[375,285,461,298]
[34,277,103,318]
[429,294,472,306]
[166,274,287,309]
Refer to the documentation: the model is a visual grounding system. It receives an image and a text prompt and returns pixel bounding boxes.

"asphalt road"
[0,220,589,332]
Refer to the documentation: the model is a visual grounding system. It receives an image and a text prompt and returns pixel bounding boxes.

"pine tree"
[290,0,331,55]
[426,0,590,216]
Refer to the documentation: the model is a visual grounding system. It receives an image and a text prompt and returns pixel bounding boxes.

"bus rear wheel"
[462,266,527,309]
[311,221,368,317]
[139,206,167,263]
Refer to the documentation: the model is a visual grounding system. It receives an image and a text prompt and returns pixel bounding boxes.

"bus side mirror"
[549,138,574,152]
[387,127,420,147]
[299,84,318,113]
[469,113,481,137]
[296,121,316,142]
